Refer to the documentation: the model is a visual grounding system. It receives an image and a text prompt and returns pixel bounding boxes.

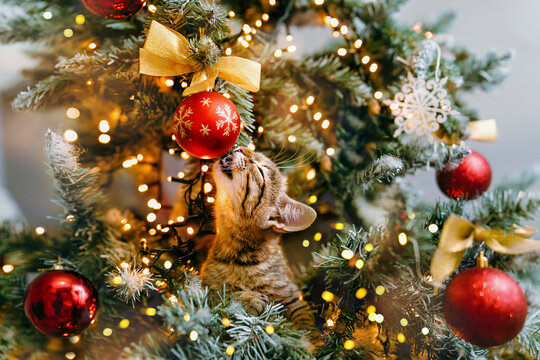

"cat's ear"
[266,195,317,233]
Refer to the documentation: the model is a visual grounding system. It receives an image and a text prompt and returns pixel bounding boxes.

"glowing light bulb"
[226,346,235,355]
[181,152,190,159]
[145,308,157,316]
[187,227,195,235]
[65,352,76,359]
[325,148,335,156]
[314,232,322,241]
[305,96,315,105]
[164,260,172,269]
[313,112,322,121]
[274,49,283,57]
[314,0,324,5]
[147,213,157,222]
[262,13,269,21]
[287,45,296,53]
[343,340,355,350]
[88,42,97,50]
[288,135,297,143]
[75,14,85,24]
[369,63,378,72]
[341,249,354,259]
[204,183,213,193]
[428,224,439,233]
[340,25,348,35]
[63,129,78,142]
[66,107,80,119]
[361,55,370,64]
[306,169,316,180]
[355,259,364,269]
[165,79,174,87]
[201,165,209,172]
[321,119,330,129]
[2,264,14,273]
[337,48,347,56]
[397,333,406,343]
[321,291,334,302]
[308,195,317,204]
[119,319,130,329]
[375,285,385,295]
[374,91,383,99]
[302,240,310,247]
[257,126,265,133]
[330,18,339,27]
[189,330,198,341]
[354,39,363,48]
[422,327,429,335]
[147,4,157,12]
[35,227,45,235]
[63,29,74,38]
[98,134,110,144]
[138,184,148,192]
[225,48,232,55]
[265,325,275,334]
[43,11,52,19]
[222,318,231,327]
[102,328,112,336]
[355,288,367,299]
[398,232,408,246]
[289,104,299,113]
[400,318,408,326]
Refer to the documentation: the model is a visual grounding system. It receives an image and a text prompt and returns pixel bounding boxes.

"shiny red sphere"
[24,270,99,337]
[173,91,241,159]
[80,0,145,19]
[436,151,492,200]
[443,267,527,347]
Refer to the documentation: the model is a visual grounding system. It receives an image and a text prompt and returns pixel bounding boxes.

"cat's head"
[213,147,316,233]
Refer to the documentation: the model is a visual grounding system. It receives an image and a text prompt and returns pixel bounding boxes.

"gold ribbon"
[430,214,540,286]
[469,119,498,142]
[139,21,261,96]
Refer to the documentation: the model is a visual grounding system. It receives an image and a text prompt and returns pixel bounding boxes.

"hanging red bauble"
[172,91,241,159]
[80,0,145,19]
[436,151,492,200]
[443,267,527,347]
[24,270,99,337]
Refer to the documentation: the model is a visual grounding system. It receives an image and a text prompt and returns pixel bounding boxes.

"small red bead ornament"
[24,270,99,337]
[443,266,527,347]
[436,150,492,200]
[172,91,241,159]
[80,0,145,19]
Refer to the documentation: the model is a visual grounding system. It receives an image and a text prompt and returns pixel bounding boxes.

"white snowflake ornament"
[385,72,458,138]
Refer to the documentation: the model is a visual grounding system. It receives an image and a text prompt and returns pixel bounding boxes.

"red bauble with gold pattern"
[443,267,527,347]
[24,270,99,337]
[80,0,145,19]
[172,91,241,159]
[436,150,492,200]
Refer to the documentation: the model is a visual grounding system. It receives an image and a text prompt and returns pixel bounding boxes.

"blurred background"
[1,0,539,228]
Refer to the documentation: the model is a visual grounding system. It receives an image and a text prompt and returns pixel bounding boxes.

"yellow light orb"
[222,318,231,327]
[265,324,275,334]
[400,318,408,326]
[63,129,78,142]
[226,345,235,355]
[397,333,406,343]
[189,330,198,341]
[321,291,334,302]
[66,107,80,119]
[102,328,112,336]
[75,14,85,25]
[355,288,367,299]
[341,249,354,260]
[119,319,130,329]
[375,285,385,295]
[98,134,110,144]
[343,340,355,350]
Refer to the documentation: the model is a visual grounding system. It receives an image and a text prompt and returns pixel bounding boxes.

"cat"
[201,147,317,332]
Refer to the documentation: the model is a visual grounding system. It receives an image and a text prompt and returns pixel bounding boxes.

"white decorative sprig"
[108,261,156,304]
[385,72,458,138]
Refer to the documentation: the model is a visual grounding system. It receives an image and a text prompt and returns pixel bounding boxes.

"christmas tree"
[1,0,539,359]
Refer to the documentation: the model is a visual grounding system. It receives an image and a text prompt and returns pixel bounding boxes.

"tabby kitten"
[201,147,317,331]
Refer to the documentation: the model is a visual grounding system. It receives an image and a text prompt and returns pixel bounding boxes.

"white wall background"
[0,0,539,228]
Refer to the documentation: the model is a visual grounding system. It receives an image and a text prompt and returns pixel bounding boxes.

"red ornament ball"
[172,91,241,159]
[443,267,527,347]
[80,0,145,19]
[436,151,492,200]
[24,270,99,337]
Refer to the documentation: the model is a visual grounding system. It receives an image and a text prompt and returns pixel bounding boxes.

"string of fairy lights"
[0,1,447,357]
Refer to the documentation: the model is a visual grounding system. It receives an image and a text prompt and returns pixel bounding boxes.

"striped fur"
[201,147,317,332]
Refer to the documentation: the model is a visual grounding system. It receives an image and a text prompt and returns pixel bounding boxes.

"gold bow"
[430,214,540,286]
[139,21,261,96]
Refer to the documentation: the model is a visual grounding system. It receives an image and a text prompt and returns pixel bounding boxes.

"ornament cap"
[476,251,489,268]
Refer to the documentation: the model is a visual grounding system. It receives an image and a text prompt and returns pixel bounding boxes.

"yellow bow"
[430,214,540,286]
[139,21,261,96]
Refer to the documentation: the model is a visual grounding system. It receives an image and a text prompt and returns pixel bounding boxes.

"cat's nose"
[221,155,233,168]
